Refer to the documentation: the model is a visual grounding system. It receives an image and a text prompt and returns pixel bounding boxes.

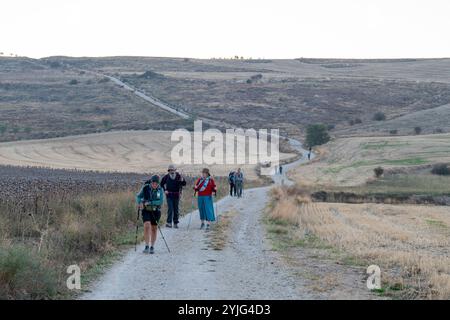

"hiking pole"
[214,193,219,223]
[134,207,141,252]
[188,193,196,230]
[155,220,171,253]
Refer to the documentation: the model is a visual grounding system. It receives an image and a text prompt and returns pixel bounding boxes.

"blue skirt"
[198,195,215,222]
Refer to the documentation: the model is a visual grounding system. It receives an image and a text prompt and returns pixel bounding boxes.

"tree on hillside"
[373,111,386,121]
[306,124,330,147]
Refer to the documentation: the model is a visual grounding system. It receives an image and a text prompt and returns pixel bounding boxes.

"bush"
[0,124,7,135]
[0,246,57,299]
[374,166,384,178]
[354,118,362,124]
[306,124,330,147]
[69,79,78,85]
[414,127,422,135]
[373,112,386,121]
[431,164,450,176]
[98,77,110,83]
[389,129,398,135]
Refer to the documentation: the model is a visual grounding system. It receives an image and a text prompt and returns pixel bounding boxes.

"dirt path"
[82,139,318,299]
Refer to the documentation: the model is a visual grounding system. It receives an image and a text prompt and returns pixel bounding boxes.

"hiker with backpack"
[160,164,186,229]
[234,168,244,198]
[228,170,236,196]
[308,146,312,160]
[194,168,217,231]
[136,175,164,254]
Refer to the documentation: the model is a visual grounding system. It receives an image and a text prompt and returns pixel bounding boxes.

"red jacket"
[194,177,217,196]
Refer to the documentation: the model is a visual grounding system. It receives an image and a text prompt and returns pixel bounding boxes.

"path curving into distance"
[82,139,316,299]
[78,67,319,299]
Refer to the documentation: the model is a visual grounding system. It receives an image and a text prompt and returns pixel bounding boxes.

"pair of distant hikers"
[228,168,244,198]
[136,166,217,254]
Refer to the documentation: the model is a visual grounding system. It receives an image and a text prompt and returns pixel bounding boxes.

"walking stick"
[214,193,219,223]
[188,193,196,230]
[134,207,140,252]
[156,221,171,253]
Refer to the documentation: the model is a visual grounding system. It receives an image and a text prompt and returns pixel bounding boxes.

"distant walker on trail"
[234,168,244,198]
[279,165,283,175]
[194,168,217,231]
[228,170,236,196]
[160,164,186,229]
[136,175,164,254]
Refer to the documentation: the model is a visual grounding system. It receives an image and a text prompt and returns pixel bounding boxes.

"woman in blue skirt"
[193,168,217,230]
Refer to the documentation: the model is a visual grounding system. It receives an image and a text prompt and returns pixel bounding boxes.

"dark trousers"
[166,196,180,224]
[229,183,236,196]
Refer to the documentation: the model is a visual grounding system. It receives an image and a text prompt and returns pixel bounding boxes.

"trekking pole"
[156,220,171,253]
[188,193,195,230]
[214,193,219,223]
[134,207,141,252]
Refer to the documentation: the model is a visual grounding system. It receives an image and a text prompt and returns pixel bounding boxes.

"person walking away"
[194,168,217,231]
[308,146,312,160]
[234,168,244,198]
[228,170,236,196]
[279,165,283,175]
[136,175,164,254]
[160,164,186,228]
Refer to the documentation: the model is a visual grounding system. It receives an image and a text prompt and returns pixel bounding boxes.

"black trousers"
[229,183,236,196]
[166,196,180,224]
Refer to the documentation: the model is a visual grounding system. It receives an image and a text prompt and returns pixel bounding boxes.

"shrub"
[354,118,362,124]
[389,129,398,135]
[434,128,444,134]
[0,124,7,135]
[98,77,110,83]
[373,112,386,121]
[306,124,330,147]
[374,166,384,178]
[0,246,57,299]
[102,120,112,129]
[431,164,450,176]
[69,79,78,85]
[414,127,422,135]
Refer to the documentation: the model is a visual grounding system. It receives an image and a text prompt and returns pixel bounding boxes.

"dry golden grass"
[206,210,236,250]
[290,133,450,187]
[0,130,296,180]
[268,186,450,299]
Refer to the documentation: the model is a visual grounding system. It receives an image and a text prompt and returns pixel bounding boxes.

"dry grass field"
[0,130,295,180]
[268,187,450,299]
[290,133,450,187]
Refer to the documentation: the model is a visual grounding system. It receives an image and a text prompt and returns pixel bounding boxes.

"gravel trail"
[81,140,317,299]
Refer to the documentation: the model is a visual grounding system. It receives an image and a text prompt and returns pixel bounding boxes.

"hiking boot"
[200,223,205,230]
[166,223,172,228]
[205,224,210,231]
[174,223,179,229]
[149,246,154,254]
[143,246,150,254]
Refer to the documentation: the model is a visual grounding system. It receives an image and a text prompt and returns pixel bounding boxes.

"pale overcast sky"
[1,0,449,59]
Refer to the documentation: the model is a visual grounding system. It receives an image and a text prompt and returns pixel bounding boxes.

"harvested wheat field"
[0,130,295,179]
[290,133,450,187]
[269,187,450,299]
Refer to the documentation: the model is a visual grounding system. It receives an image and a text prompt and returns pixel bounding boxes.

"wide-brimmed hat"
[202,168,210,176]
